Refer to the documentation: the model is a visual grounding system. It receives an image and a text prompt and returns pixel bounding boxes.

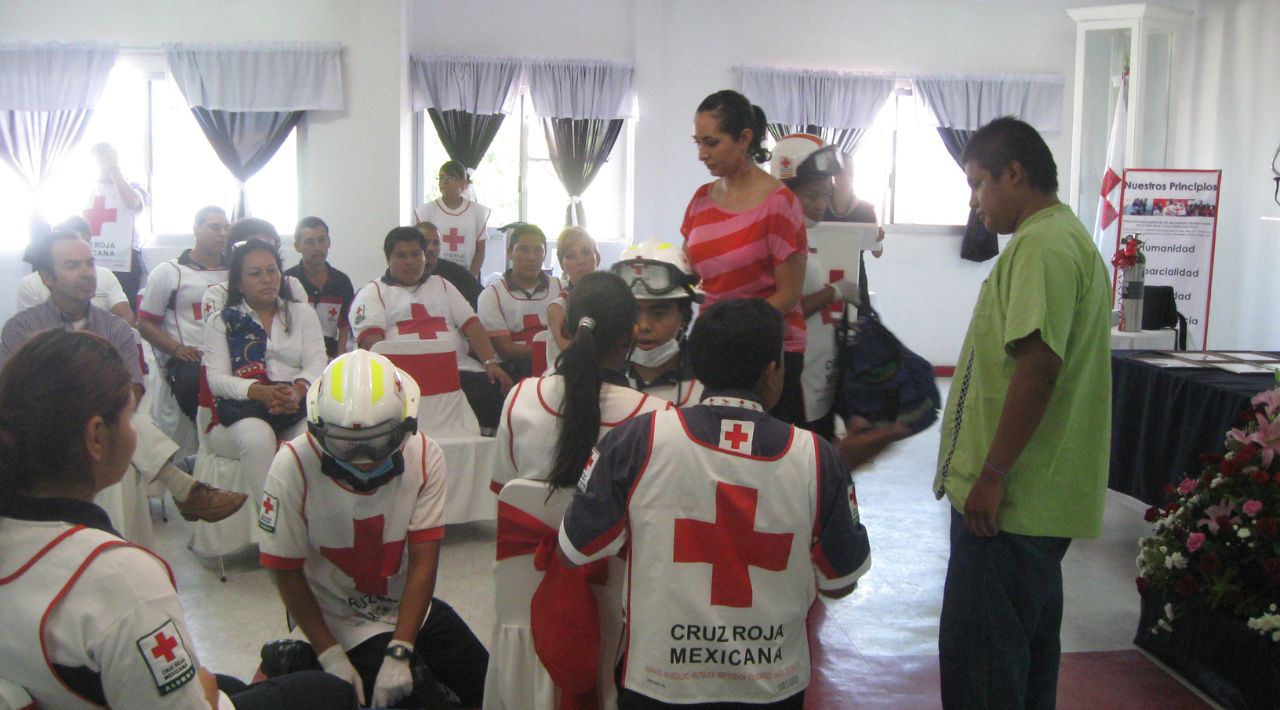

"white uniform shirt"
[138,252,228,361]
[349,276,484,373]
[477,274,563,349]
[202,299,328,400]
[200,276,307,324]
[15,268,129,313]
[801,248,839,422]
[412,198,491,271]
[493,374,670,490]
[0,515,211,708]
[258,432,448,650]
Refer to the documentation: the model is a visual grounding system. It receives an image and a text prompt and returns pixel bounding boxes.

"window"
[855,90,972,226]
[417,93,630,272]
[1,54,298,250]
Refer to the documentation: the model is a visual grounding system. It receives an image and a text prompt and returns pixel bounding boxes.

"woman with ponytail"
[492,271,670,491]
[0,330,352,709]
[682,89,809,425]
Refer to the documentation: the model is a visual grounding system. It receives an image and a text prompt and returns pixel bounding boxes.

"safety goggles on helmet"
[794,144,843,181]
[615,258,684,296]
[308,415,418,464]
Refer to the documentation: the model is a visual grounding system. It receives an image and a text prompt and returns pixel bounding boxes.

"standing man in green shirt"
[934,117,1111,709]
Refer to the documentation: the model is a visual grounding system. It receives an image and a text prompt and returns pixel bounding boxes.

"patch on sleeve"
[135,620,196,696]
[259,493,280,533]
[577,448,601,492]
[354,304,366,325]
[848,485,861,526]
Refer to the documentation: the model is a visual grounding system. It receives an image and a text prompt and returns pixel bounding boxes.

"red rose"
[1135,576,1150,597]
[1258,518,1278,538]
[1176,575,1199,596]
[1198,553,1222,574]
[1251,469,1271,484]
[1144,506,1162,523]
[1162,483,1177,496]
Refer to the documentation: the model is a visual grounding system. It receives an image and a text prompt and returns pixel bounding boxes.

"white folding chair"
[189,369,260,580]
[372,340,498,524]
[482,479,624,710]
[530,330,561,377]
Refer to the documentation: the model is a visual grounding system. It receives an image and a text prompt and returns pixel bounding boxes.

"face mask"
[335,456,395,482]
[630,337,682,368]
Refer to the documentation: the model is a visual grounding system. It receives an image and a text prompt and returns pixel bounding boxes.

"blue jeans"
[939,508,1071,709]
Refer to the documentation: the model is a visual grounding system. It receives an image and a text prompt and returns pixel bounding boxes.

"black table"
[1110,352,1277,505]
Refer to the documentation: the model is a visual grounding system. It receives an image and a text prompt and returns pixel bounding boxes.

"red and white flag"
[1093,76,1127,253]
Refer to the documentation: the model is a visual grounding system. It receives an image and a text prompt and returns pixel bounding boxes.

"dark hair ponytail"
[547,272,636,489]
[0,330,132,506]
[696,89,771,164]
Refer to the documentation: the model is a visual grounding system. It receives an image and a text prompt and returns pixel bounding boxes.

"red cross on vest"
[150,631,179,662]
[396,303,449,340]
[328,306,339,319]
[320,515,406,596]
[723,423,750,450]
[442,227,465,252]
[673,482,793,607]
[511,313,544,345]
[83,195,118,237]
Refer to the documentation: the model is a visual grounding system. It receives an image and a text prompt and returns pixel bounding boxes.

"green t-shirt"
[933,203,1111,539]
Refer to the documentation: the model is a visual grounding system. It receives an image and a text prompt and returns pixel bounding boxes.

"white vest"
[620,408,819,703]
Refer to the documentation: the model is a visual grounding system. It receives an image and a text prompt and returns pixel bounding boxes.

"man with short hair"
[1,232,247,539]
[14,215,134,325]
[933,117,1111,709]
[138,206,230,425]
[350,226,512,431]
[559,298,905,708]
[285,217,355,358]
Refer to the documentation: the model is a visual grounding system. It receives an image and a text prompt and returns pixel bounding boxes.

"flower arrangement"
[1137,385,1280,641]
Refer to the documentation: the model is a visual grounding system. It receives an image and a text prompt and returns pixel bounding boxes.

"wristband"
[484,358,502,368]
[983,460,1008,479]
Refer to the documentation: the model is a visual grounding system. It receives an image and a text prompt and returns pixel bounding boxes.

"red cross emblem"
[395,303,448,340]
[320,516,406,596]
[328,306,339,319]
[673,482,793,607]
[442,227,466,252]
[262,497,274,515]
[780,156,792,170]
[511,313,544,345]
[83,195,118,237]
[630,261,646,276]
[150,631,179,662]
[723,423,750,450]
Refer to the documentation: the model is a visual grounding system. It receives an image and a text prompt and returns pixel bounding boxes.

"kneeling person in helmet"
[611,239,705,407]
[259,350,489,708]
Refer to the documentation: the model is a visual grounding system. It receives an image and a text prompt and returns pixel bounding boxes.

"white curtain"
[164,42,344,111]
[912,74,1064,131]
[409,54,522,115]
[739,66,895,130]
[0,42,117,111]
[525,59,634,120]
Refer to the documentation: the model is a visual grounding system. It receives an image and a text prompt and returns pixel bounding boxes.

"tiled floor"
[147,379,1217,707]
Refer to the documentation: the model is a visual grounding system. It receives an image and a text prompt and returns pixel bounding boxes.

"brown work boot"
[176,482,249,523]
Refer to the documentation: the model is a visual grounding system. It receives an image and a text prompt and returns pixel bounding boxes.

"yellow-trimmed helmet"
[611,238,703,302]
[769,133,843,183]
[306,350,419,464]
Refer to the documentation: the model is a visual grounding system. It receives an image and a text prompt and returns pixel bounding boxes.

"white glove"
[317,644,365,706]
[831,279,862,305]
[371,642,415,708]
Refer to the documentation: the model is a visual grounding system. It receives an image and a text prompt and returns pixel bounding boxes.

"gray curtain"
[189,108,304,220]
[427,108,505,171]
[767,123,865,156]
[0,109,94,189]
[541,117,623,227]
[936,127,999,263]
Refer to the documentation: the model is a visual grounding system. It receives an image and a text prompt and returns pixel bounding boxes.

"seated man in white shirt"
[15,215,134,325]
[350,226,513,433]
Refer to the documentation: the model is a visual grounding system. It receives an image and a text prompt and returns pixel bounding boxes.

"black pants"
[768,351,805,426]
[346,599,489,708]
[460,370,503,430]
[217,670,356,710]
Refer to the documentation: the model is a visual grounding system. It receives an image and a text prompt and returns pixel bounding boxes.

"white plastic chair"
[189,369,260,580]
[530,330,561,377]
[482,479,624,710]
[372,339,498,524]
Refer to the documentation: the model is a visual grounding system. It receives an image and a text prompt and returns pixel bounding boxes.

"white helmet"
[307,350,420,465]
[611,239,703,302]
[769,133,843,183]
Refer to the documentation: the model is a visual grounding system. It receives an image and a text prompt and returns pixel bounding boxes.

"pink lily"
[1245,413,1280,467]
[1198,499,1240,534]
[1252,387,1280,419]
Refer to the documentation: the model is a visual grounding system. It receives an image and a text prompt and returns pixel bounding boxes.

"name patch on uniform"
[354,304,366,325]
[719,419,756,453]
[577,449,601,492]
[259,493,280,533]
[136,619,196,696]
